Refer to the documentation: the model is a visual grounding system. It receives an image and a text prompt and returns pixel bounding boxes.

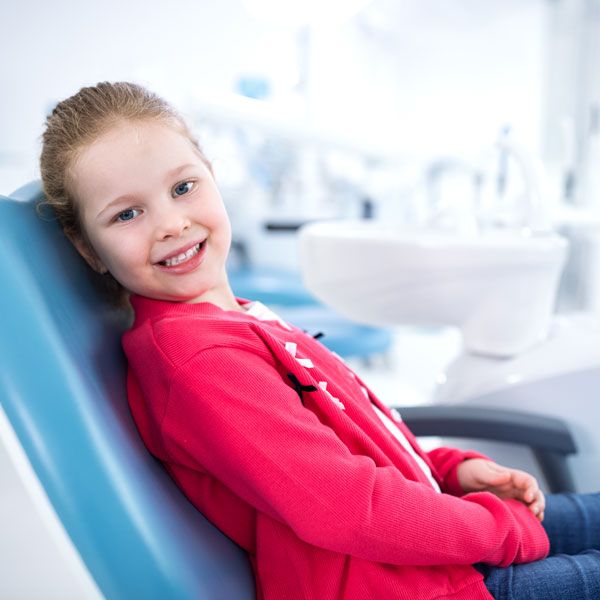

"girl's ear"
[67,233,108,274]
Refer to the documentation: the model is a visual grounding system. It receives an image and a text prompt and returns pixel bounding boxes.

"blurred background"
[0,0,546,190]
[2,0,600,596]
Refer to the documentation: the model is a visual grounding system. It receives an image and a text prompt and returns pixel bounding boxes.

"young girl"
[39,81,600,600]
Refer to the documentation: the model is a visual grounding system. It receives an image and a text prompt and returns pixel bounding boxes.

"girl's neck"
[184,282,246,312]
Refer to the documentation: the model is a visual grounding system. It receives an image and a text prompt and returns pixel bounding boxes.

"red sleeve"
[161,347,549,567]
[427,446,493,496]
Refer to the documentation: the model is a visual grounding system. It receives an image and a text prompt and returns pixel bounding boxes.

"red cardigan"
[122,296,549,600]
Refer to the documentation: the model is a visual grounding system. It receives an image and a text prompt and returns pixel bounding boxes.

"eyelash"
[113,180,196,223]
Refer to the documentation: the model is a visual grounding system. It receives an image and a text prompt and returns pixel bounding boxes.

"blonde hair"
[39,81,207,307]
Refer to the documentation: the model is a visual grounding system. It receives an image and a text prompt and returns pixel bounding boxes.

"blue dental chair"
[0,182,255,599]
[0,182,578,599]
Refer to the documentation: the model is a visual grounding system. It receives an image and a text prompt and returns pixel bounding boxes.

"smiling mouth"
[158,242,203,267]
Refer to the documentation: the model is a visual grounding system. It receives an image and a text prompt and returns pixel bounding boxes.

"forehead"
[70,121,201,207]
[75,121,196,176]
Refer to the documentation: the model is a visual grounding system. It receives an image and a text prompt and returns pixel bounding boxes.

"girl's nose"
[155,204,191,240]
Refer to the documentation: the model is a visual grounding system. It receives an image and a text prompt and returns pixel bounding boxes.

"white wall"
[308,0,544,157]
[0,0,300,193]
[0,0,544,195]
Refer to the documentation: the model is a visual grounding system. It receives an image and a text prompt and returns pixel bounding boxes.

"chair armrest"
[397,405,578,493]
[398,405,576,453]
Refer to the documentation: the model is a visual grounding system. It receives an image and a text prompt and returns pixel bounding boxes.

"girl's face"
[69,120,238,308]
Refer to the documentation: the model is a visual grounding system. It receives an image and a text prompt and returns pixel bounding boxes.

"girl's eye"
[173,181,193,197]
[117,208,140,222]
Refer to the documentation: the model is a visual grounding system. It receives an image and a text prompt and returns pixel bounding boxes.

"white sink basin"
[298,220,569,357]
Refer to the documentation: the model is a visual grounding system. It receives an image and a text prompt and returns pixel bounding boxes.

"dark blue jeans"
[475,493,600,599]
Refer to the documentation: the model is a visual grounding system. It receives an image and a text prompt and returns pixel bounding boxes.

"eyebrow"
[95,163,197,220]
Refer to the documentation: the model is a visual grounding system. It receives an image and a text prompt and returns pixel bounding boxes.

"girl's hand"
[456,458,546,522]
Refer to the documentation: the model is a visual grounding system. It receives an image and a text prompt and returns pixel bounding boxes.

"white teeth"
[162,243,201,267]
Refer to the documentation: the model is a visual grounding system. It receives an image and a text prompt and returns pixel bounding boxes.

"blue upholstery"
[0,182,255,599]
[227,267,317,306]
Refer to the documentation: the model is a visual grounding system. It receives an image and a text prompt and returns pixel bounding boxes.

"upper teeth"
[163,244,201,267]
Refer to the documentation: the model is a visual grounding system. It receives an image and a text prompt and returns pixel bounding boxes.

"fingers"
[529,487,546,521]
[514,471,545,521]
[511,470,540,500]
[490,465,546,521]
[456,461,547,522]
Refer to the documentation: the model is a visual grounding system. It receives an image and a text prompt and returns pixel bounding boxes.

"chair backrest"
[0,182,256,599]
